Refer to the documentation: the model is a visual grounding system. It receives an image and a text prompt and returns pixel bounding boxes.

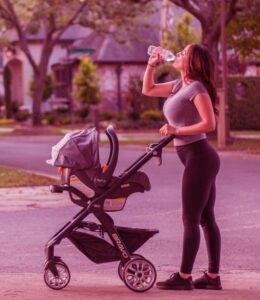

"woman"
[142,44,222,290]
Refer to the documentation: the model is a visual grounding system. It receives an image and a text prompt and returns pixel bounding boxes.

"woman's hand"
[148,47,163,67]
[159,123,179,136]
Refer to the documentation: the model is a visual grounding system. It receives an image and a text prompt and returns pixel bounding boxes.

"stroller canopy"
[46,128,100,171]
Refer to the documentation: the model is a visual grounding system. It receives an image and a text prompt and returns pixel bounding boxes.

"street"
[0,135,260,299]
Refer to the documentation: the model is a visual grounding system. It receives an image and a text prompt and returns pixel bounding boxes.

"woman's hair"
[184,44,218,115]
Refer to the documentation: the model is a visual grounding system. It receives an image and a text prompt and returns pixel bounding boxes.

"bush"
[98,111,128,122]
[55,113,71,125]
[141,109,165,122]
[14,110,31,122]
[43,112,56,125]
[227,76,260,130]
[73,57,101,106]
[75,106,89,120]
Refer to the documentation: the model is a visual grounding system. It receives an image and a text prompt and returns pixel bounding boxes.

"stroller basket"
[68,226,159,264]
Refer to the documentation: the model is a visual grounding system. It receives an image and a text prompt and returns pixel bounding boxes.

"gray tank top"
[163,79,208,146]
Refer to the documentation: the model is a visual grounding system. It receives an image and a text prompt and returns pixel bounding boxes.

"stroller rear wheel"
[122,257,157,292]
[44,261,70,290]
[118,254,144,281]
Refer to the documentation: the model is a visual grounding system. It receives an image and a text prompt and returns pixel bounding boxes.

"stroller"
[44,126,174,292]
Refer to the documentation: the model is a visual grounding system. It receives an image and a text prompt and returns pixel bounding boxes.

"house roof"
[5,25,91,43]
[70,29,160,63]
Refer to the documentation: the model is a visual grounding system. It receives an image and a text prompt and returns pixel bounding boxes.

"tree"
[126,75,144,120]
[226,0,260,60]
[73,57,101,107]
[163,12,200,54]
[169,0,241,78]
[0,0,155,126]
[3,65,12,118]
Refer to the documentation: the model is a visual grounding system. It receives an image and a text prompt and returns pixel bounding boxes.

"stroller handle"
[95,125,119,187]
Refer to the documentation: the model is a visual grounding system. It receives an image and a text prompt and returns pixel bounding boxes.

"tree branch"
[3,0,38,73]
[225,0,239,25]
[0,3,12,21]
[49,1,88,49]
[169,0,206,24]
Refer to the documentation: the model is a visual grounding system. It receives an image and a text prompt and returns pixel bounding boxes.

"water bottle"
[147,45,175,62]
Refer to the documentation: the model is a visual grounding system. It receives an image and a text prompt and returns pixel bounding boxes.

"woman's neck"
[181,72,194,86]
[181,72,188,87]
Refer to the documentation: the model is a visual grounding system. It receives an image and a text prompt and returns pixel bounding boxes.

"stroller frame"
[44,126,174,292]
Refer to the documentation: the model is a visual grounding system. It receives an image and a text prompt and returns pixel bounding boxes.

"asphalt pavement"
[0,135,260,299]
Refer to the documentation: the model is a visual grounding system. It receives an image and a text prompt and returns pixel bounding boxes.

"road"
[0,135,260,276]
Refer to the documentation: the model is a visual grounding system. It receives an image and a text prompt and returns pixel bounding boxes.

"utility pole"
[160,0,169,45]
[218,0,230,148]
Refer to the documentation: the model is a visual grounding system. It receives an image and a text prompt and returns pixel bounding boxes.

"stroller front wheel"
[44,261,70,290]
[122,257,157,292]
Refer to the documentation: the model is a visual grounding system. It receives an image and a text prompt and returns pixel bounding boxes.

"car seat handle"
[95,125,119,187]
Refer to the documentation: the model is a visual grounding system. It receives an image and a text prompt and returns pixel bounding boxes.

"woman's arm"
[142,49,175,98]
[142,64,174,97]
[160,93,216,136]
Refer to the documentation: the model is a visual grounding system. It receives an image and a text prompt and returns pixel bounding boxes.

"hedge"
[227,76,260,130]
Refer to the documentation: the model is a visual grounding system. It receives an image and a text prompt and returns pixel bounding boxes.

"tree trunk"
[201,23,221,84]
[32,71,46,126]
[3,66,12,119]
[31,48,52,126]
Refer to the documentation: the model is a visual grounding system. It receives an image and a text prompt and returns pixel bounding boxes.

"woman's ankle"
[207,272,219,279]
[179,272,191,279]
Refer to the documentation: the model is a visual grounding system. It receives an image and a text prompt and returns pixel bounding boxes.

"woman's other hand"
[159,123,178,136]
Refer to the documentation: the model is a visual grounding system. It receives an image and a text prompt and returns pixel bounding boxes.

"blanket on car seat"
[46,128,100,171]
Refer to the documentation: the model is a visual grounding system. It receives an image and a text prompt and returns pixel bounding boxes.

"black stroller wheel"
[122,257,157,292]
[44,261,70,290]
[118,254,144,281]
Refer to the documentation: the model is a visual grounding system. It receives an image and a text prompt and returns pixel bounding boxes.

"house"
[0,25,161,114]
[0,25,90,113]
[66,30,160,112]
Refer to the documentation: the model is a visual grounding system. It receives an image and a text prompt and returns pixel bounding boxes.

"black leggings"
[176,139,221,274]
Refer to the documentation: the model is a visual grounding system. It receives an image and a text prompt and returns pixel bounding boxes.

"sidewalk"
[1,270,260,300]
[0,186,70,211]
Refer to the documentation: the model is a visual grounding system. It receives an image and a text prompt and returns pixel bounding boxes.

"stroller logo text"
[112,233,129,258]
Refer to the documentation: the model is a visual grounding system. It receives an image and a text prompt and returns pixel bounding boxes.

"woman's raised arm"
[142,49,174,97]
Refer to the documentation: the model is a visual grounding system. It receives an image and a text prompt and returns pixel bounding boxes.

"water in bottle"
[147,45,175,62]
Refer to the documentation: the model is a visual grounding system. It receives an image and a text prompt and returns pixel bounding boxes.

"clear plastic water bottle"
[147,45,175,62]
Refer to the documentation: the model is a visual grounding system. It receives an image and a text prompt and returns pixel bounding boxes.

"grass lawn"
[209,138,260,154]
[0,166,59,188]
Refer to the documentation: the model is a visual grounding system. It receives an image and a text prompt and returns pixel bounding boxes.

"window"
[52,65,69,98]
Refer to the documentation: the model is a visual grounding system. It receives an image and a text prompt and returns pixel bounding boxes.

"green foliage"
[141,109,164,122]
[14,110,31,122]
[226,0,260,60]
[227,77,260,130]
[99,111,126,121]
[29,74,54,102]
[3,66,12,119]
[125,75,144,120]
[73,57,101,106]
[154,63,179,82]
[163,12,200,54]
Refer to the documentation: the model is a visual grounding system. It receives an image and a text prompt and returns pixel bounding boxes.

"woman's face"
[173,45,191,72]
